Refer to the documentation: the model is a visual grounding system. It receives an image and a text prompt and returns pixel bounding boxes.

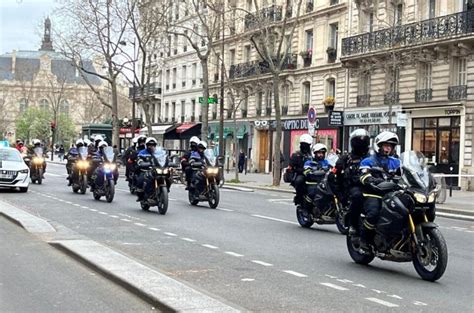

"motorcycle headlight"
[427,192,437,203]
[104,163,116,171]
[78,161,89,169]
[206,167,218,176]
[33,157,44,164]
[163,168,169,175]
[156,168,163,174]
[413,192,427,204]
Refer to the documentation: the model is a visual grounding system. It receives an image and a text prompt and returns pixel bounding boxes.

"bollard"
[449,166,453,197]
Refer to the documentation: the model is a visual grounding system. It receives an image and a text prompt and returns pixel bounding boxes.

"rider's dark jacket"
[360,153,401,197]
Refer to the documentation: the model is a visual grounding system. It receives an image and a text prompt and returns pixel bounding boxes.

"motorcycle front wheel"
[296,206,314,228]
[37,168,43,185]
[208,184,219,209]
[158,186,168,215]
[412,228,448,282]
[80,174,87,194]
[188,190,199,205]
[106,179,115,203]
[346,234,375,265]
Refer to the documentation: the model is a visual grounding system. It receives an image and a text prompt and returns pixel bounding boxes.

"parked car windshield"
[0,149,22,162]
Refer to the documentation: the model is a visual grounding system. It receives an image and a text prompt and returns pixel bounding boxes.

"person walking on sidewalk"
[58,144,65,162]
[238,150,246,173]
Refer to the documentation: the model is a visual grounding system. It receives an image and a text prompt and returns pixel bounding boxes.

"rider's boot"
[359,221,375,254]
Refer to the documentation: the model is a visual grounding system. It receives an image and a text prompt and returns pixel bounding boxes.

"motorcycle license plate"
[0,173,13,179]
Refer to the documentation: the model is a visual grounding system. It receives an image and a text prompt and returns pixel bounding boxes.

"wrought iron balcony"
[448,85,468,100]
[229,54,297,79]
[342,10,474,58]
[128,83,162,99]
[356,94,370,107]
[415,89,433,102]
[384,92,400,105]
[244,5,283,30]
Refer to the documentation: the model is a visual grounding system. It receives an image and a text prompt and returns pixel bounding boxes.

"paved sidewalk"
[224,170,474,218]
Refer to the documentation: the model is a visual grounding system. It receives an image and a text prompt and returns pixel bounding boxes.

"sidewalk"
[224,170,474,219]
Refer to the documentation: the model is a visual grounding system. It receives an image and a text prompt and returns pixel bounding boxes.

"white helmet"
[98,141,108,148]
[312,143,327,153]
[374,131,399,154]
[94,135,104,142]
[132,137,139,144]
[32,139,41,145]
[145,137,158,145]
[76,139,84,146]
[83,138,92,146]
[299,134,313,145]
[198,140,207,149]
[190,136,200,145]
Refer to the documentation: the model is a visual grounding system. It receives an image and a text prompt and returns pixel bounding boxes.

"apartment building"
[341,0,474,189]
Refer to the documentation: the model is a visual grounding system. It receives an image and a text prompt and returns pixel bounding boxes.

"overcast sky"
[0,0,58,54]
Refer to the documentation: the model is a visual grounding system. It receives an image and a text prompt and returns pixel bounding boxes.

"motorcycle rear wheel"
[412,228,448,282]
[296,206,314,228]
[208,185,219,209]
[346,235,375,265]
[158,187,168,215]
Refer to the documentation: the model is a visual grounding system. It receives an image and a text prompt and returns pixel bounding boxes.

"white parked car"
[0,147,30,192]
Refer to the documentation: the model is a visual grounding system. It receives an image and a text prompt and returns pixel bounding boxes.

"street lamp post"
[131,38,137,136]
[218,1,225,159]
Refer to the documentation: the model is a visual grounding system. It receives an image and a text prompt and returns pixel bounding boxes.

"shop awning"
[139,124,176,136]
[164,123,201,140]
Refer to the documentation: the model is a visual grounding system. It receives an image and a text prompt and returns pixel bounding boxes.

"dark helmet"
[349,129,370,155]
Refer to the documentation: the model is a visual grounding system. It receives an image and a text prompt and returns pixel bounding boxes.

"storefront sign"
[343,109,398,126]
[445,109,461,116]
[328,111,343,126]
[270,118,335,131]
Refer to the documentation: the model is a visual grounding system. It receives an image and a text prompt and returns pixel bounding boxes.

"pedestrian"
[58,144,65,162]
[238,149,245,173]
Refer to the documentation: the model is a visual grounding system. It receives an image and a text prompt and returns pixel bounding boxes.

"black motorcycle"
[347,151,447,282]
[92,147,116,203]
[140,148,170,215]
[296,154,349,234]
[25,147,45,184]
[188,150,220,209]
[71,147,89,194]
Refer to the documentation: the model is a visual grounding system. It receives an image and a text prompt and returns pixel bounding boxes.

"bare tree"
[55,0,133,146]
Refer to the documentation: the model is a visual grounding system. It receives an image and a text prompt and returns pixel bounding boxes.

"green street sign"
[199,97,217,104]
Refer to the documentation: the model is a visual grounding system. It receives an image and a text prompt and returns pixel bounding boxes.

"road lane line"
[337,279,353,283]
[225,251,244,257]
[110,215,119,218]
[388,295,403,300]
[283,270,307,278]
[81,206,89,209]
[99,212,108,215]
[121,219,132,222]
[181,238,196,242]
[134,223,146,227]
[202,244,218,249]
[149,227,160,231]
[116,188,130,192]
[413,301,428,306]
[251,214,299,225]
[352,283,366,288]
[251,260,273,267]
[217,208,234,212]
[164,232,178,237]
[320,283,349,291]
[45,173,62,177]
[73,204,81,207]
[365,298,399,308]
[89,209,98,212]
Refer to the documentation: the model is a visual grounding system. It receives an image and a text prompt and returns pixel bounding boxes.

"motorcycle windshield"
[78,147,88,160]
[154,148,167,167]
[204,149,216,166]
[326,153,339,167]
[34,147,43,157]
[400,151,430,190]
[103,146,115,162]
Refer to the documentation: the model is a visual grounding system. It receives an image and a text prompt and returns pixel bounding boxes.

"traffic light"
[50,121,56,132]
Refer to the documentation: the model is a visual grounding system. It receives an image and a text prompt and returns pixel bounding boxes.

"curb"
[0,201,240,312]
[221,185,254,192]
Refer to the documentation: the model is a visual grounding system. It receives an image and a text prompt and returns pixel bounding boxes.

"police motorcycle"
[92,146,116,203]
[140,147,170,214]
[295,153,349,234]
[346,151,447,282]
[188,149,220,208]
[71,147,89,194]
[23,147,45,184]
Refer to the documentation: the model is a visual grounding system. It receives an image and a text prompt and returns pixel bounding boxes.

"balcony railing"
[448,85,468,100]
[356,94,370,107]
[342,10,474,57]
[244,5,283,30]
[384,91,400,105]
[415,88,433,102]
[128,83,162,99]
[229,54,297,79]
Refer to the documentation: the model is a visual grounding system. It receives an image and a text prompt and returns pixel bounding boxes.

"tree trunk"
[200,58,209,140]
[111,80,120,146]
[272,73,282,186]
[143,101,153,137]
[233,109,239,182]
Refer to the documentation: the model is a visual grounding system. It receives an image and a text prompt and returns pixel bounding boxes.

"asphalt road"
[0,216,155,312]
[0,162,472,312]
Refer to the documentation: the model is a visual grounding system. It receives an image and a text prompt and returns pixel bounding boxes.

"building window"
[242,90,248,118]
[60,100,69,117]
[244,45,251,63]
[282,85,289,115]
[256,91,263,115]
[329,23,338,49]
[452,57,467,86]
[39,99,49,111]
[265,90,272,116]
[429,0,436,19]
[418,62,432,90]
[191,99,196,120]
[181,100,186,122]
[360,10,374,33]
[305,29,313,51]
[182,65,187,88]
[172,102,176,122]
[165,103,169,122]
[19,98,28,113]
[358,74,370,96]
[172,68,177,89]
[166,70,170,90]
[386,66,400,93]
[191,63,197,85]
[229,49,235,65]
[302,82,311,110]
[326,78,336,98]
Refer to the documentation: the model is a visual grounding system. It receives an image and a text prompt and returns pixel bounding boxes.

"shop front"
[207,121,250,167]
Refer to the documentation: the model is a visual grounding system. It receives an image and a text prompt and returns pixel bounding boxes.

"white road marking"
[134,223,146,227]
[251,214,298,225]
[164,232,177,237]
[437,212,474,221]
[225,251,244,257]
[283,270,307,278]
[169,198,177,201]
[217,208,234,212]
[65,201,73,204]
[45,173,62,177]
[365,298,399,308]
[181,237,196,242]
[89,209,98,212]
[81,206,89,209]
[116,188,130,192]
[325,274,338,279]
[73,204,81,207]
[121,219,132,222]
[388,295,403,300]
[320,283,349,291]
[241,278,255,282]
[149,227,160,231]
[352,283,366,288]
[110,215,119,218]
[413,301,428,306]
[371,289,385,294]
[337,279,353,283]
[251,260,273,267]
[99,212,108,215]
[268,198,293,202]
[202,244,218,249]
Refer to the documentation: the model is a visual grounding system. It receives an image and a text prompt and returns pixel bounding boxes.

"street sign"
[307,106,316,124]
[199,97,217,104]
[328,111,343,126]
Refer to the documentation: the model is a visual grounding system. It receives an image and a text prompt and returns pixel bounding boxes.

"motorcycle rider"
[288,134,313,205]
[303,143,331,216]
[28,139,47,177]
[123,136,139,181]
[335,129,371,235]
[359,131,401,253]
[90,140,108,192]
[181,136,200,190]
[189,140,211,192]
[135,137,160,202]
[66,139,85,186]
[129,135,147,188]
